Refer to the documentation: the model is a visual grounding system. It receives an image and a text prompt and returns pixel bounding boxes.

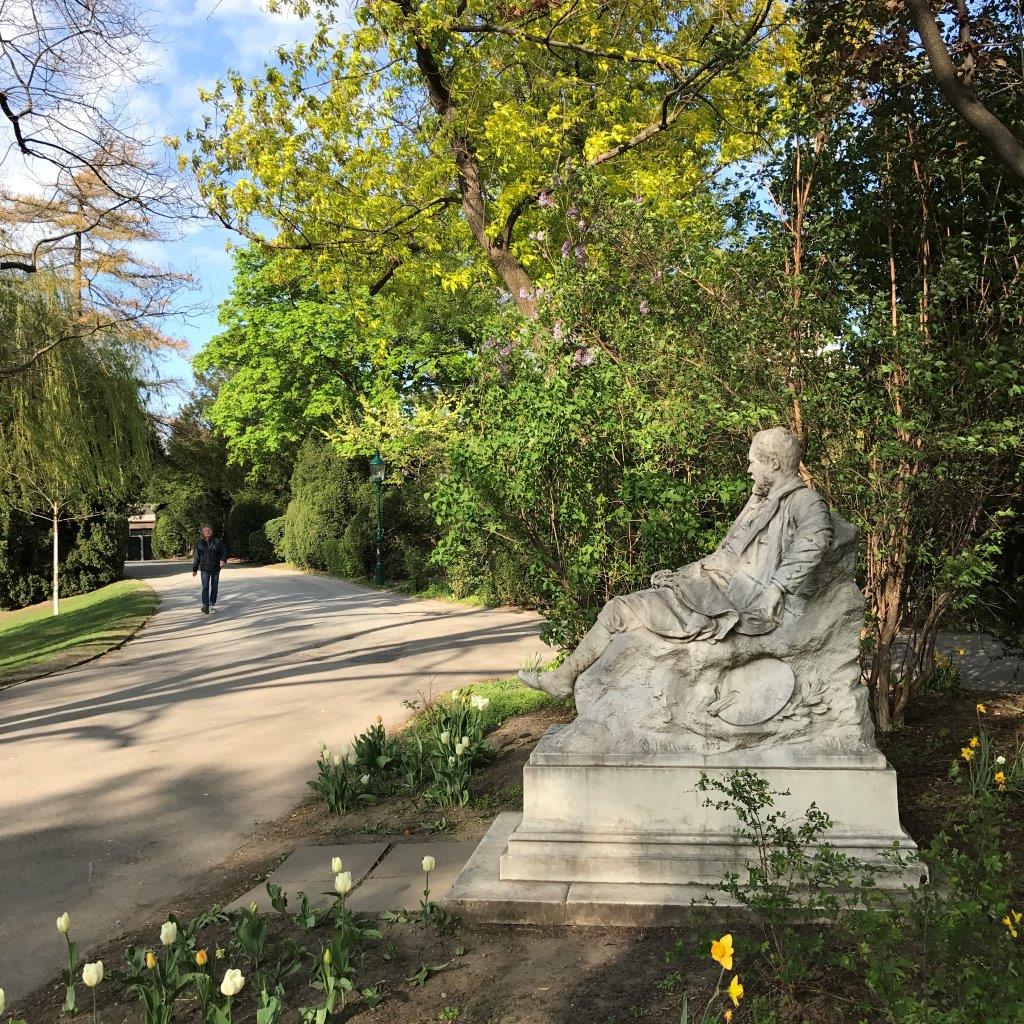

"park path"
[0,562,550,999]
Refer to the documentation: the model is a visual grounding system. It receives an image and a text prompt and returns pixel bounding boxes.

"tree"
[0,280,153,613]
[187,0,789,317]
[1,0,194,374]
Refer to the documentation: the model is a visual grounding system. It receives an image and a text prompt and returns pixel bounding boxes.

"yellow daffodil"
[969,736,980,749]
[961,747,975,762]
[994,770,1007,791]
[728,975,744,1007]
[1003,913,1020,939]
[724,1012,733,1022]
[977,703,987,714]
[955,647,966,656]
[710,933,734,970]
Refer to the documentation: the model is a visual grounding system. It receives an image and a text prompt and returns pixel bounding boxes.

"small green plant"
[360,984,386,1008]
[438,1007,462,1020]
[308,746,375,814]
[918,649,966,696]
[404,961,452,987]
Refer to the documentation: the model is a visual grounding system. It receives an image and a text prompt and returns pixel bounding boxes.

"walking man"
[192,524,228,615]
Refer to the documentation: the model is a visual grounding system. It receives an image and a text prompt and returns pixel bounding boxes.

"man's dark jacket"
[192,536,228,573]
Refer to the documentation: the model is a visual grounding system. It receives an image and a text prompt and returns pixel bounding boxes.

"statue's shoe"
[518,668,574,699]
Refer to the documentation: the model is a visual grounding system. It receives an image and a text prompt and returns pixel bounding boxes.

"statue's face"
[747,443,778,496]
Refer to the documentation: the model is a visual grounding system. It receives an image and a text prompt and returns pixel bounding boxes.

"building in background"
[128,505,158,561]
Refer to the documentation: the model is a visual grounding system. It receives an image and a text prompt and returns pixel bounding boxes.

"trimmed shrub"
[227,492,279,560]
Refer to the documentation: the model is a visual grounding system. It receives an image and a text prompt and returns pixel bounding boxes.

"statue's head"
[748,427,802,495]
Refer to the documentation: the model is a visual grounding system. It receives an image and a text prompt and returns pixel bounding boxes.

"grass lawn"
[0,577,158,685]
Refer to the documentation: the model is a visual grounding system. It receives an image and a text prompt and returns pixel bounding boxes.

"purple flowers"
[638,299,650,316]
[573,243,587,264]
[561,238,572,258]
[571,347,595,368]
[537,191,556,209]
[553,319,564,341]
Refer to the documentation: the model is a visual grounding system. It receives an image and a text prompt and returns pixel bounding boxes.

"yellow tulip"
[710,933,734,970]
[145,950,157,970]
[727,975,744,1007]
[196,949,208,966]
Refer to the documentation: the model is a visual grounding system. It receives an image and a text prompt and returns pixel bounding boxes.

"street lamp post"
[369,453,385,586]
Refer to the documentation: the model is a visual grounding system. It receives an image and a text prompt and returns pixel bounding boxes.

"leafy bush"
[227,491,280,560]
[247,515,287,565]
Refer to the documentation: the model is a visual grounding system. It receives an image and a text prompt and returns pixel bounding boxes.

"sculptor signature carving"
[520,427,834,700]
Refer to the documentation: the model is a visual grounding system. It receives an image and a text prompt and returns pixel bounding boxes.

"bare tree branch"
[904,0,1024,179]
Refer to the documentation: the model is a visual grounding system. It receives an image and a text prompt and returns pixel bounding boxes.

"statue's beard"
[752,478,772,499]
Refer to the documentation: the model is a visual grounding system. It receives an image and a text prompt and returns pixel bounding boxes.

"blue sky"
[135,0,319,402]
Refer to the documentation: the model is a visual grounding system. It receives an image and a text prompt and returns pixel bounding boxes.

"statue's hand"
[651,569,675,587]
[763,583,785,622]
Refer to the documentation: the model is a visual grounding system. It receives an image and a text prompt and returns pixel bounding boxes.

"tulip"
[448,755,456,767]
[196,948,209,966]
[439,731,450,744]
[56,912,71,934]
[220,967,245,997]
[332,753,341,767]
[323,948,332,966]
[461,735,469,747]
[160,920,177,946]
[422,855,436,874]
[360,774,370,785]
[335,871,353,895]
[82,961,104,987]
[346,750,357,765]
[145,950,157,970]
[450,689,461,699]
[375,714,383,725]
[470,694,490,711]
[0,987,5,1015]
[331,856,343,874]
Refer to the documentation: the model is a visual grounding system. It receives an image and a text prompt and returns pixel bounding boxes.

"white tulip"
[220,967,245,997]
[332,753,341,767]
[461,735,469,747]
[82,961,104,987]
[450,689,461,699]
[334,870,353,895]
[439,731,450,744]
[56,912,71,934]
[470,694,490,711]
[360,773,370,785]
[160,920,178,946]
[421,855,436,874]
[346,751,357,765]
[448,755,456,767]
[331,856,343,874]
[0,986,5,1014]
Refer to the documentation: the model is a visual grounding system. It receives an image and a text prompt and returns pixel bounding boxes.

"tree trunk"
[52,503,60,616]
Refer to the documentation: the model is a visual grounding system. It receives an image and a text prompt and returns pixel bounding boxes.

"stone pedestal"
[445,727,924,924]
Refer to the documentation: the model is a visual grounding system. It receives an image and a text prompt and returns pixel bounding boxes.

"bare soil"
[13,692,1024,1024]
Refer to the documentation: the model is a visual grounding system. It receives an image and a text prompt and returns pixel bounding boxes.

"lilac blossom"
[638,299,650,316]
[561,238,572,258]
[573,242,587,264]
[571,346,595,368]
[537,191,556,209]
[552,319,564,341]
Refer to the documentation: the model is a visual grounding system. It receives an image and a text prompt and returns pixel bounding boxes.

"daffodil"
[977,703,987,714]
[995,770,1007,791]
[727,975,744,1007]
[955,647,966,656]
[710,933,734,970]
[724,1012,733,1023]
[1003,912,1020,939]
[961,746,975,762]
[969,736,980,749]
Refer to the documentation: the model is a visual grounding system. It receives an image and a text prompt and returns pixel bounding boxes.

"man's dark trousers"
[201,570,220,609]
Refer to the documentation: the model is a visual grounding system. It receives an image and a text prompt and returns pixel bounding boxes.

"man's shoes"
[202,605,209,614]
[210,605,217,612]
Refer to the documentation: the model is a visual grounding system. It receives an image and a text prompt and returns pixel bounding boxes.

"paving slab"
[347,841,476,913]
[227,842,389,913]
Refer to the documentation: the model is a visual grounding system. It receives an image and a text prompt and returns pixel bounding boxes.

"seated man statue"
[520,427,834,698]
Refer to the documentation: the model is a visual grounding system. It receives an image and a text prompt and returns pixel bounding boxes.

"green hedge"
[247,515,287,564]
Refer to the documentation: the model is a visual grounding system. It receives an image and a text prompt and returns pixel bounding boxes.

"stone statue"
[446,427,924,921]
[521,427,833,698]
[519,426,878,759]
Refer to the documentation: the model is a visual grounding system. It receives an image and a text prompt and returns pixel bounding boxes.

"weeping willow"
[0,278,154,613]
